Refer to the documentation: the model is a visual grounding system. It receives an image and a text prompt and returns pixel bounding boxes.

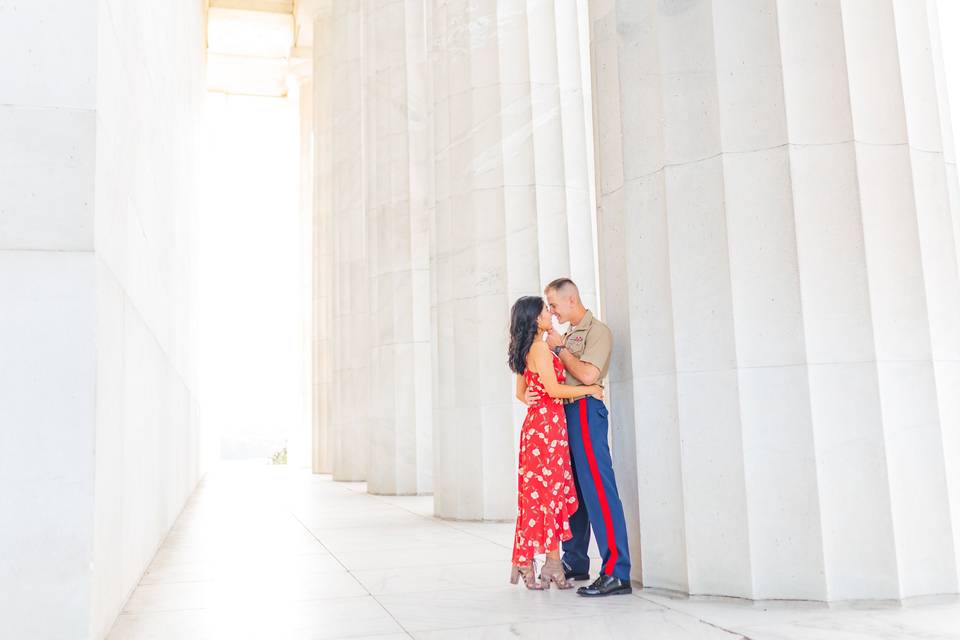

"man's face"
[546,289,574,324]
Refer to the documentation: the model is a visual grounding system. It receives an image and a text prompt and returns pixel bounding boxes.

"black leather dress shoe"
[562,560,590,582]
[576,575,632,597]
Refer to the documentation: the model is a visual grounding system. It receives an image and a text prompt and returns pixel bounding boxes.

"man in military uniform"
[524,277,632,597]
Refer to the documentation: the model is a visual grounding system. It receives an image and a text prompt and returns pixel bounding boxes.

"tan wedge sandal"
[510,562,542,590]
[539,557,572,589]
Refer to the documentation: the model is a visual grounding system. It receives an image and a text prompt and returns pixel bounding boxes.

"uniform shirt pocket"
[566,334,586,356]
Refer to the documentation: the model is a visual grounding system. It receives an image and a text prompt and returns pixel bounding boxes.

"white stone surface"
[0,2,100,638]
[0,106,96,250]
[106,464,960,640]
[427,0,598,520]
[0,1,207,637]
[363,0,434,496]
[314,1,371,482]
[0,251,97,639]
[89,0,207,636]
[308,0,598,506]
[778,0,853,144]
[312,0,334,475]
[0,0,97,110]
[294,78,316,471]
[589,0,960,601]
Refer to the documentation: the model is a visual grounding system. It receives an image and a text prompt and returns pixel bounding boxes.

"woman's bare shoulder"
[525,340,548,371]
[530,340,549,354]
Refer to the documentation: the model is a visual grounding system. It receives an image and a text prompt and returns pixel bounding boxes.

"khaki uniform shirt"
[563,310,612,401]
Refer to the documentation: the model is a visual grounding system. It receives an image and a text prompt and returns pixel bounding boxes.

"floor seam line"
[636,595,750,639]
[288,492,416,638]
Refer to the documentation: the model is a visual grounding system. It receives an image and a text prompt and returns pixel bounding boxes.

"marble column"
[311,1,334,475]
[292,75,315,472]
[430,0,597,519]
[313,1,370,481]
[363,0,434,495]
[589,0,960,600]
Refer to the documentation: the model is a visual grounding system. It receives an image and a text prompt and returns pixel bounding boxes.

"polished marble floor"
[107,463,960,639]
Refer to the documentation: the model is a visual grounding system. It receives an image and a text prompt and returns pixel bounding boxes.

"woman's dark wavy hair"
[508,296,545,375]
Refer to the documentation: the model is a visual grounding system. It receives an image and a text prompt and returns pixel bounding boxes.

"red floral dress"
[512,352,580,566]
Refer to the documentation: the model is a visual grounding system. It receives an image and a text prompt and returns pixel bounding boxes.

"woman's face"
[536,302,552,332]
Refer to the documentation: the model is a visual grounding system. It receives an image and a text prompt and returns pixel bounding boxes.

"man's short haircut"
[545,277,579,297]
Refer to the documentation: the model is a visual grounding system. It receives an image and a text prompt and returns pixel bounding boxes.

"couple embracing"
[507,278,632,597]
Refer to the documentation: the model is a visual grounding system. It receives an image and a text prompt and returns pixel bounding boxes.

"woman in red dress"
[507,296,604,590]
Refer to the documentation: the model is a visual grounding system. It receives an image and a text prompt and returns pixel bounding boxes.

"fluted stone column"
[430,0,597,519]
[363,0,434,495]
[311,1,334,475]
[313,1,370,481]
[590,0,960,600]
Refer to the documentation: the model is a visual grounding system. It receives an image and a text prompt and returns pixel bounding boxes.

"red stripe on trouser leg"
[579,399,618,576]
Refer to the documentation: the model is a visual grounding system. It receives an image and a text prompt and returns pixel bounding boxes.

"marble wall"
[90,1,207,634]
[0,1,99,636]
[589,0,960,600]
[0,1,207,636]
